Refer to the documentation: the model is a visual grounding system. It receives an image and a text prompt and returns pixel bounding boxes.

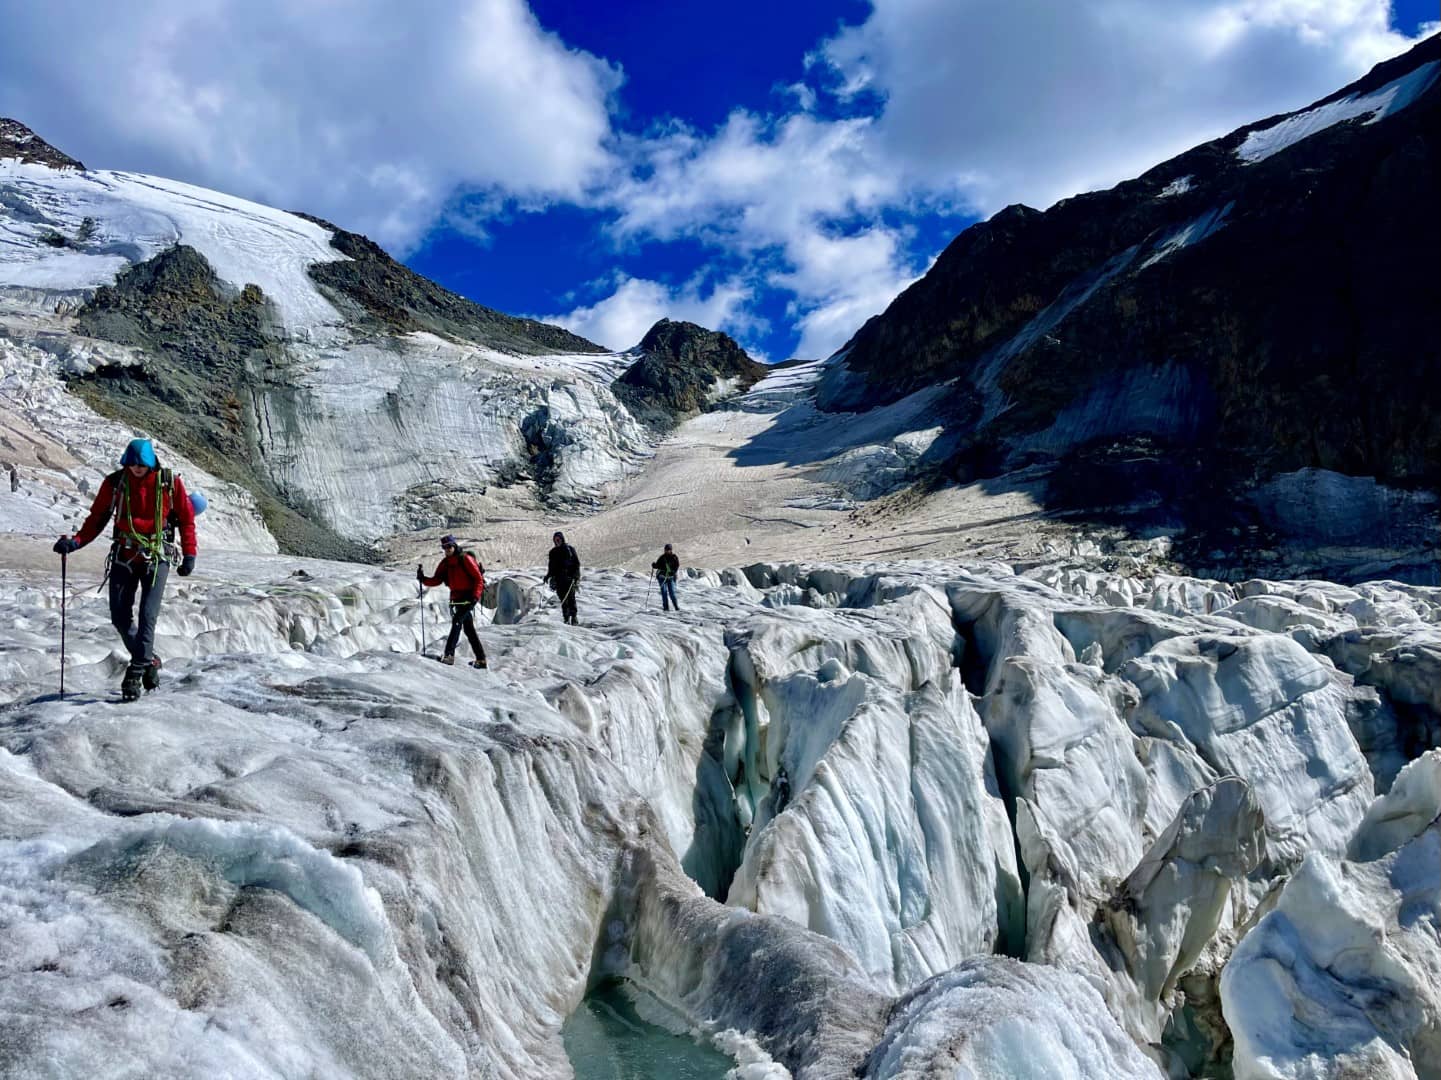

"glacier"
[2,548,1438,1078]
[6,96,1441,1079]
[0,161,656,547]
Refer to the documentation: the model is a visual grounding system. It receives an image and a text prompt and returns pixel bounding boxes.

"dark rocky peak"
[0,119,85,169]
[819,35,1440,581]
[613,318,768,430]
[826,33,1441,415]
[291,213,604,356]
[634,318,760,370]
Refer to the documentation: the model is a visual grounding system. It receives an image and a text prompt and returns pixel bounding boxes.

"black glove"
[53,536,79,555]
[177,555,195,577]
[417,563,425,583]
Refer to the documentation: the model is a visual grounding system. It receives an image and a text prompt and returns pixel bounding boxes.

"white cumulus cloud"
[587,0,1428,360]
[0,0,620,252]
[539,274,761,355]
[817,0,1426,212]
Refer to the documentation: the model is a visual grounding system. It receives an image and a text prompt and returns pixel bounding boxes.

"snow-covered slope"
[0,161,345,335]
[1237,59,1440,163]
[3,551,1437,1077]
[0,155,655,550]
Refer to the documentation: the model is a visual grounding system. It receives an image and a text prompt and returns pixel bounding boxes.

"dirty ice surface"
[3,543,1438,1078]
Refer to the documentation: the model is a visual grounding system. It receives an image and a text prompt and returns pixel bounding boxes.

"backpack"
[459,550,486,596]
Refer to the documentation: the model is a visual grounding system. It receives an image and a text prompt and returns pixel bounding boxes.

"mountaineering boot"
[470,658,488,669]
[120,664,144,703]
[142,657,162,692]
[439,654,455,666]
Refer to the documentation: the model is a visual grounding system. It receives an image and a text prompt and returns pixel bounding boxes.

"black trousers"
[445,601,486,660]
[109,556,168,668]
[553,578,578,623]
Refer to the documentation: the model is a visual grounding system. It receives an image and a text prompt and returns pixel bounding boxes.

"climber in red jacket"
[419,534,487,668]
[53,438,198,701]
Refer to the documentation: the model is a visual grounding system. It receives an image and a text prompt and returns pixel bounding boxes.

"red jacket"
[422,551,484,602]
[74,468,198,557]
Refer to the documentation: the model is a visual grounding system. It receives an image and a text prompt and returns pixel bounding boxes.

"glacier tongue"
[253,333,651,543]
[2,553,1439,1077]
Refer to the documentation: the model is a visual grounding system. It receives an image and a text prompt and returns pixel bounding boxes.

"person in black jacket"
[651,543,680,612]
[542,530,581,625]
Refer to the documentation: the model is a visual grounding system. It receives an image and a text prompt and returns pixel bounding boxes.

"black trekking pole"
[59,551,68,701]
[417,580,427,657]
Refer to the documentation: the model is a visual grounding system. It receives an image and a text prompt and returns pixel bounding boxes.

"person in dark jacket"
[53,437,198,701]
[541,530,581,625]
[651,543,680,612]
[419,535,487,667]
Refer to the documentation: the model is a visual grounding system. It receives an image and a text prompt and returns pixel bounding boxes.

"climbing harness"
[102,467,182,589]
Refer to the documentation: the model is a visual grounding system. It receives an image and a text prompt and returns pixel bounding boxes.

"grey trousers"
[109,556,169,668]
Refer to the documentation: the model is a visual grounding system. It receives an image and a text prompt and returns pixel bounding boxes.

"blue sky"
[3,1,1437,361]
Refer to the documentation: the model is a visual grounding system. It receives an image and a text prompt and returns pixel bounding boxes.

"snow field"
[1237,60,1441,163]
[1,162,345,335]
[1,553,1439,1077]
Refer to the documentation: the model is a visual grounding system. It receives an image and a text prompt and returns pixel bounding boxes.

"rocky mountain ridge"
[0,117,83,169]
[291,213,604,355]
[611,317,768,429]
[820,37,1441,582]
[0,145,649,557]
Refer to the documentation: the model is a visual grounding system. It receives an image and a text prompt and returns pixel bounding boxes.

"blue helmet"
[189,491,208,516]
[119,438,157,468]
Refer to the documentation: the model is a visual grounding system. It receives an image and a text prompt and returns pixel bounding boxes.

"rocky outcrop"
[68,245,376,561]
[0,153,648,553]
[0,118,84,170]
[293,215,603,355]
[820,38,1441,581]
[611,318,767,429]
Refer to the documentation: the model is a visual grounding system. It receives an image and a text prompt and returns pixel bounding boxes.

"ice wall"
[252,335,650,543]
